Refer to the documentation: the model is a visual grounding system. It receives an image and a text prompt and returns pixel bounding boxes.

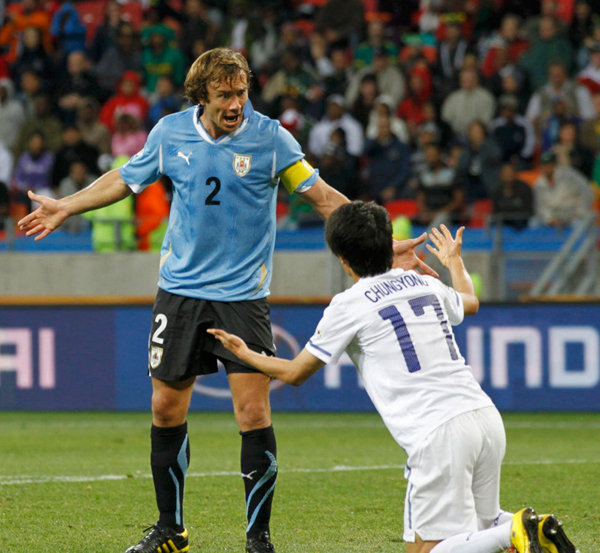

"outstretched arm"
[207,329,325,386]
[18,169,132,240]
[426,225,479,315]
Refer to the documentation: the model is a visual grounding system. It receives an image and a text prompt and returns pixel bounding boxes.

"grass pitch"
[0,412,598,552]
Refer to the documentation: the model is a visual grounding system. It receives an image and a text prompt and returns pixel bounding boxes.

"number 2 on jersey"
[205,177,221,205]
[378,294,458,373]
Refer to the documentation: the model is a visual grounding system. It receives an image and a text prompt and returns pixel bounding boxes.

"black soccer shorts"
[147,288,276,381]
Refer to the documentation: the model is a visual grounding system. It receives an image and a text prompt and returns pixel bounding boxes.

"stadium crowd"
[0,0,600,249]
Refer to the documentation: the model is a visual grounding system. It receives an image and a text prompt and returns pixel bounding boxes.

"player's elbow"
[463,295,479,316]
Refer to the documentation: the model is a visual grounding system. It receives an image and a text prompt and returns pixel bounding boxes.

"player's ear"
[339,257,352,276]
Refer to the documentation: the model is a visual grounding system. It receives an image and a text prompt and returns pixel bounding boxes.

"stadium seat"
[276,201,289,220]
[469,199,492,228]
[384,199,419,220]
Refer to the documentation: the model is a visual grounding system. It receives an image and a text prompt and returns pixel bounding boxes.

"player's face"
[203,75,249,138]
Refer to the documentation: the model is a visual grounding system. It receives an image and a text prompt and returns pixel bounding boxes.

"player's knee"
[152,393,187,426]
[235,401,271,430]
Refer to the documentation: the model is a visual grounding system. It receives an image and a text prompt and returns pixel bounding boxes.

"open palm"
[18,191,70,241]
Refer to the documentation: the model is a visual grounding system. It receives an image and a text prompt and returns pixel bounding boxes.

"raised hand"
[17,191,70,241]
[393,233,439,278]
[426,225,464,268]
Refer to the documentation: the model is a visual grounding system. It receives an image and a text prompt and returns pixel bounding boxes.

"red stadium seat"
[276,201,289,220]
[384,199,419,220]
[470,199,492,228]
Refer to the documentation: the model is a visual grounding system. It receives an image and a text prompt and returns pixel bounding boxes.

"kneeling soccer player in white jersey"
[209,201,578,553]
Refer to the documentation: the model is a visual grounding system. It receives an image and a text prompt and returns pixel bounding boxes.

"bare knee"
[234,400,271,432]
[152,389,188,427]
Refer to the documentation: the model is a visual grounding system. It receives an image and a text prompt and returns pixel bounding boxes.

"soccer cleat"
[125,525,189,553]
[511,508,544,553]
[246,531,275,553]
[537,514,580,553]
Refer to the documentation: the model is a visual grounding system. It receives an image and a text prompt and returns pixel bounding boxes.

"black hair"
[325,201,394,278]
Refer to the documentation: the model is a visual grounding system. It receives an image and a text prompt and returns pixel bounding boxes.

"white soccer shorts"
[403,406,506,543]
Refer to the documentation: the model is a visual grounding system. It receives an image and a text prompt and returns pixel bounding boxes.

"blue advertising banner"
[0,303,599,411]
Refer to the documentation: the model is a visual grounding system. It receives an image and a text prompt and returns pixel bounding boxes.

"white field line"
[0,458,598,486]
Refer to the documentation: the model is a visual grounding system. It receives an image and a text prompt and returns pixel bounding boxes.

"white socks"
[430,520,512,553]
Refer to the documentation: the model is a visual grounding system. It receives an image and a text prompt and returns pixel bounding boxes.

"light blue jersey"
[120,102,318,301]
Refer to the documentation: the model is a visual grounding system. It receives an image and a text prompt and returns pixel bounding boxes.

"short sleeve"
[119,119,164,193]
[305,297,358,364]
[431,278,464,326]
[273,124,318,193]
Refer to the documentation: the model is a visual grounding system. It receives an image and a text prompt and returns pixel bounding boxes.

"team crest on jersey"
[233,154,252,177]
[150,346,164,369]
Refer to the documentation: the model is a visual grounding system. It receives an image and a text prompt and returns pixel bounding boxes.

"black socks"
[151,422,190,533]
[240,425,278,540]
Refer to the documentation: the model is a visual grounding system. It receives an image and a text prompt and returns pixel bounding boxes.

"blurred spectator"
[50,2,87,59]
[100,71,149,134]
[56,51,103,124]
[278,98,310,149]
[262,48,317,113]
[577,43,600,95]
[76,97,111,156]
[346,47,406,109]
[364,115,411,203]
[397,68,432,138]
[309,95,364,158]
[490,95,535,168]
[522,1,568,43]
[492,162,533,230]
[481,14,529,80]
[12,26,54,82]
[51,126,98,189]
[249,6,278,75]
[552,121,595,177]
[14,92,62,157]
[569,0,594,48]
[496,71,529,112]
[308,33,334,79]
[420,101,454,148]
[58,160,95,234]
[0,141,14,189]
[142,32,186,93]
[366,95,408,143]
[455,120,503,203]
[148,76,181,128]
[136,179,171,251]
[15,69,43,117]
[94,23,142,94]
[220,0,262,55]
[534,151,593,227]
[58,159,95,197]
[89,0,126,62]
[317,142,364,201]
[323,46,353,98]
[441,68,496,137]
[112,113,148,158]
[349,73,378,129]
[353,18,398,71]
[316,0,364,48]
[539,97,582,153]
[12,131,54,194]
[435,20,472,99]
[580,92,600,154]
[520,16,574,91]
[527,62,595,133]
[0,0,52,64]
[411,122,441,180]
[0,78,26,149]
[140,7,177,50]
[415,143,463,227]
[180,0,214,63]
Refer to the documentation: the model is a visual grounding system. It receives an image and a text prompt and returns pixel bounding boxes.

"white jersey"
[306,268,493,457]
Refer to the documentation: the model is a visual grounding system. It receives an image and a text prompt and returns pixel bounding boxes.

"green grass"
[0,412,598,552]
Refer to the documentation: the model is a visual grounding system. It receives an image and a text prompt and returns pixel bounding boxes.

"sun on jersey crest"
[233,154,252,177]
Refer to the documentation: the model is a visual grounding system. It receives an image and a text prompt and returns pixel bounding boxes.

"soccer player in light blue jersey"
[18,48,434,553]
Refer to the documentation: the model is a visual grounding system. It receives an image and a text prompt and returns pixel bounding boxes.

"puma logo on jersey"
[178,151,192,165]
[241,470,257,480]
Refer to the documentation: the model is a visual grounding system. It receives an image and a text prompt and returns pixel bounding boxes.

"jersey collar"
[193,101,253,145]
